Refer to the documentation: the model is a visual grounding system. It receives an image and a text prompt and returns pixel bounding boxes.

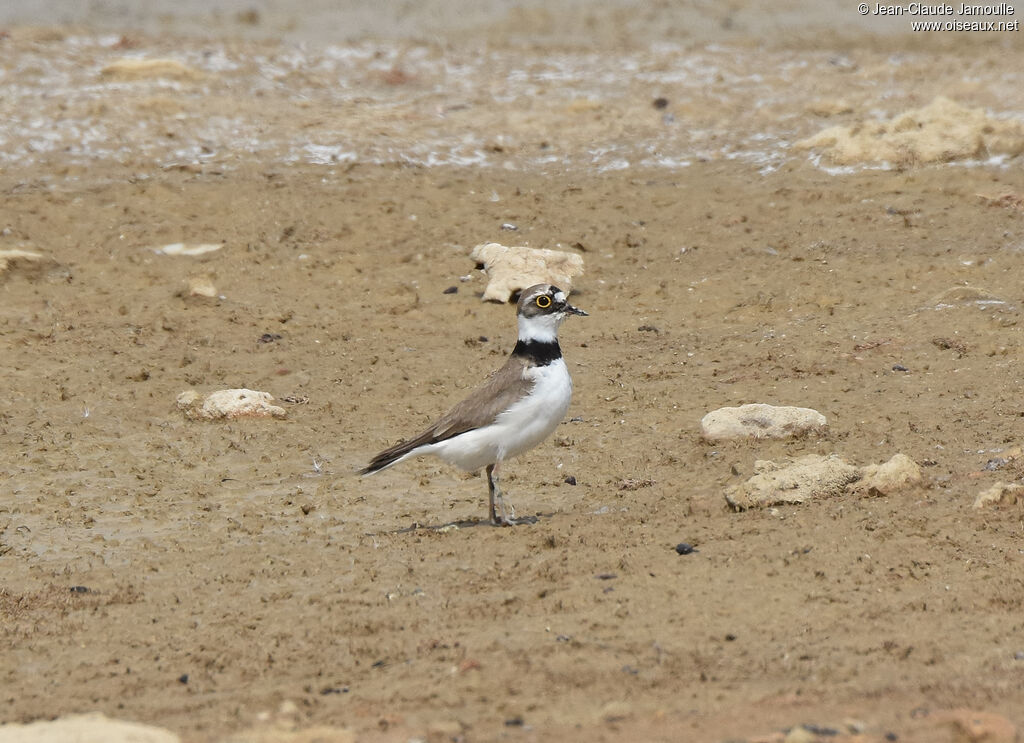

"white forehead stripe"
[553,291,566,303]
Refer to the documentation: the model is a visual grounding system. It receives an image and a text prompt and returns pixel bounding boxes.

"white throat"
[518,312,564,343]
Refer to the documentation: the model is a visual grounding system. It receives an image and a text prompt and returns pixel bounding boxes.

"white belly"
[426,359,573,471]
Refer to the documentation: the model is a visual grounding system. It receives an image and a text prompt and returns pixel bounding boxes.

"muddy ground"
[2,5,1024,743]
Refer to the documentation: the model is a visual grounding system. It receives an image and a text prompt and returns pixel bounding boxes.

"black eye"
[535,295,552,308]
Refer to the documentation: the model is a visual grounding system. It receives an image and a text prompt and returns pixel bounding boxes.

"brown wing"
[361,355,534,474]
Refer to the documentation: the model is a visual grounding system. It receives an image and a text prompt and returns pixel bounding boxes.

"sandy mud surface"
[2,2,1024,741]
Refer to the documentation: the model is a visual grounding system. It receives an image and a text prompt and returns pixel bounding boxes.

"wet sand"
[2,3,1024,742]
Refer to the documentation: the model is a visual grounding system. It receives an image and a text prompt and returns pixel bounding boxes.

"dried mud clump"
[700,403,827,441]
[0,713,180,743]
[797,96,1024,167]
[726,453,923,509]
[726,454,861,510]
[470,242,584,303]
[177,389,287,421]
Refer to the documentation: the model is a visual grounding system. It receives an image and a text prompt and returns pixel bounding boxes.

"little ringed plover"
[361,283,587,526]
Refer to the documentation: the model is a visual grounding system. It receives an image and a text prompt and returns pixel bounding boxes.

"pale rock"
[177,389,287,421]
[187,275,218,298]
[930,285,1009,310]
[700,403,827,441]
[853,453,922,496]
[796,96,1024,166]
[0,248,46,275]
[470,242,584,303]
[101,58,204,82]
[0,713,180,743]
[155,243,223,257]
[598,700,633,722]
[973,482,1024,509]
[726,454,860,510]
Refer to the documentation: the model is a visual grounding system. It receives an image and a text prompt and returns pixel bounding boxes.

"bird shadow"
[386,512,554,534]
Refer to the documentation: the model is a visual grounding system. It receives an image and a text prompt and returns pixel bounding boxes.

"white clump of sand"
[0,248,46,274]
[471,242,584,303]
[155,243,223,256]
[797,96,1024,166]
[726,453,923,510]
[973,482,1024,509]
[700,403,827,441]
[177,389,286,421]
[0,713,180,743]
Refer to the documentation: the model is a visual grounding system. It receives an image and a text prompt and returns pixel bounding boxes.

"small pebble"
[892,364,909,372]
[800,723,839,736]
[178,674,189,684]
[653,97,669,109]
[564,475,577,486]
[500,223,518,231]
[258,333,282,343]
[1014,650,1024,660]
[504,717,524,727]
[675,543,697,555]
[443,286,458,294]
[69,586,90,593]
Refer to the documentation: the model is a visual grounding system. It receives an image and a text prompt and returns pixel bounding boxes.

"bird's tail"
[360,437,425,475]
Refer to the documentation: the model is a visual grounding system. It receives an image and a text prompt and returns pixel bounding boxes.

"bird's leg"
[487,463,515,526]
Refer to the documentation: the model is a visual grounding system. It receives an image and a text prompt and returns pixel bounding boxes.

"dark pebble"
[258,333,282,343]
[443,286,458,294]
[892,363,909,372]
[724,633,737,642]
[595,572,617,580]
[653,97,669,109]
[800,723,838,736]
[564,475,577,486]
[178,674,189,684]
[478,335,488,343]
[675,543,697,555]
[504,717,524,727]
[321,686,349,694]
[69,586,90,593]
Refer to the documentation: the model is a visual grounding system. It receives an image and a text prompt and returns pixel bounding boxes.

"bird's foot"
[490,499,517,527]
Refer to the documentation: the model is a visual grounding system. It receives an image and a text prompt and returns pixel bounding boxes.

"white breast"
[426,359,573,471]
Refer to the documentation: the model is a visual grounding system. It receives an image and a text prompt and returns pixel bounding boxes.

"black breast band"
[512,339,562,366]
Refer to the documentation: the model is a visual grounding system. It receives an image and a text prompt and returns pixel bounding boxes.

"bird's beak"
[560,300,588,316]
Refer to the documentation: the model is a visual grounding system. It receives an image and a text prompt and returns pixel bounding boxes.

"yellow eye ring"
[535,295,552,308]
